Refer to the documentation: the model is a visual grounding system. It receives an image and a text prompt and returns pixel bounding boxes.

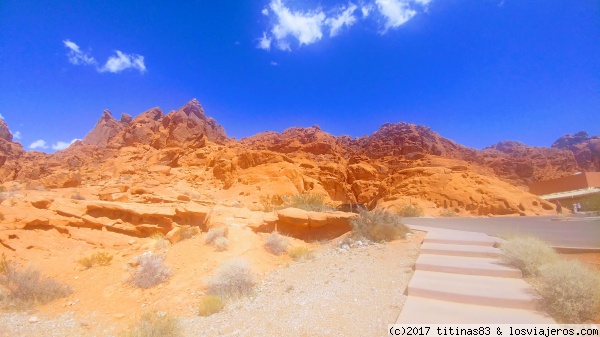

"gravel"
[0,236,420,337]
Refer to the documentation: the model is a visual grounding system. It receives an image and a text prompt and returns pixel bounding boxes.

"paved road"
[404,215,600,249]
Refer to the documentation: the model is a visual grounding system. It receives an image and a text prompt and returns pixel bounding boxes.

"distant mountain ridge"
[0,99,597,216]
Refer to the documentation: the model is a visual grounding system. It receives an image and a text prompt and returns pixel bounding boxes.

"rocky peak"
[0,118,13,142]
[120,113,132,124]
[132,107,163,123]
[551,131,600,171]
[82,109,126,147]
[485,141,528,154]
[100,109,115,121]
[180,98,205,119]
[551,131,591,149]
[358,122,465,159]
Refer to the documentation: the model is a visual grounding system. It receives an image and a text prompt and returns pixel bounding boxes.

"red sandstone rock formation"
[1,99,595,220]
[552,131,600,171]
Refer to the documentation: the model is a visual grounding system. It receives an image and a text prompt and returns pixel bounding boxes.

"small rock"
[128,239,137,245]
[28,316,39,323]
[341,244,350,250]
[156,311,167,317]
[73,276,79,280]
[114,313,126,319]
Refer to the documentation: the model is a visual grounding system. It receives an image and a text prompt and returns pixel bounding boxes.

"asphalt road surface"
[404,215,600,249]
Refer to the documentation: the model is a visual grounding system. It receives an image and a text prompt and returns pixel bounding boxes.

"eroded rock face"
[0,118,13,142]
[552,131,600,171]
[82,110,126,147]
[275,208,357,240]
[1,98,595,222]
[481,141,580,185]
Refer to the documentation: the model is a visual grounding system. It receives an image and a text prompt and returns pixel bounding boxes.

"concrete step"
[409,225,503,246]
[423,231,499,247]
[407,270,539,310]
[415,254,522,278]
[397,296,555,324]
[420,242,501,258]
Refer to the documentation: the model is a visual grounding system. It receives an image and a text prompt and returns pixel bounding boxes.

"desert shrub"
[151,234,169,250]
[500,236,559,277]
[396,204,424,217]
[213,237,229,252]
[77,252,113,269]
[122,311,181,337]
[205,259,256,300]
[259,194,285,212]
[439,209,459,217]
[198,295,224,317]
[264,232,288,255]
[177,226,197,241]
[537,260,600,323]
[288,246,314,262]
[204,227,228,245]
[351,209,410,242]
[0,254,8,275]
[289,192,332,212]
[71,192,85,200]
[0,259,72,308]
[131,252,172,289]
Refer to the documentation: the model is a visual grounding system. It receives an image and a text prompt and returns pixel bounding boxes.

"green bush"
[122,311,181,337]
[198,295,224,317]
[396,204,424,217]
[538,260,600,323]
[583,194,600,215]
[351,209,410,242]
[289,192,332,212]
[499,236,559,277]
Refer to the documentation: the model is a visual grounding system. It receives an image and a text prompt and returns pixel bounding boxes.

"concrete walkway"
[396,225,556,324]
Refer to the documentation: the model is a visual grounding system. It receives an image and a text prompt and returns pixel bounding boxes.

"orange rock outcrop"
[1,98,597,246]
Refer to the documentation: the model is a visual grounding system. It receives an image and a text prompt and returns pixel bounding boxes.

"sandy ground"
[0,232,424,337]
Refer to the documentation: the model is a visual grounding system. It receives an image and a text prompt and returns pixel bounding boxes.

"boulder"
[276,208,309,227]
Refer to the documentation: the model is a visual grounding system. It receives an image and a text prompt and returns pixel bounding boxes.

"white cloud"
[13,131,22,140]
[269,0,327,49]
[29,140,48,150]
[52,138,80,151]
[258,0,432,51]
[361,4,373,17]
[63,40,146,74]
[270,61,279,66]
[376,0,417,31]
[63,39,97,65]
[0,114,4,119]
[326,4,358,37]
[258,32,272,50]
[99,51,146,74]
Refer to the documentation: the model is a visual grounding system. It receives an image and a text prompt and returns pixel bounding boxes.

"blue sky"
[0,0,598,152]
